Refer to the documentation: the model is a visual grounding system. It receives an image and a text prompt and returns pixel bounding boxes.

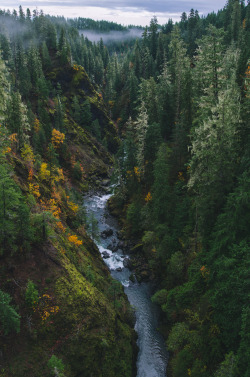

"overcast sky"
[1,0,227,26]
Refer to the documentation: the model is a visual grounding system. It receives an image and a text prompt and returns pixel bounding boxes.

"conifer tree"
[7,91,30,150]
[189,46,241,238]
[0,56,9,123]
[0,164,21,254]
[135,101,148,174]
[0,289,20,335]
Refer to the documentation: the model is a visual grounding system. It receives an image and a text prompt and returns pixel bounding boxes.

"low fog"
[79,28,142,44]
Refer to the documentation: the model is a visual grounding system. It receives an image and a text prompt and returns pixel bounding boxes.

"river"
[84,192,168,377]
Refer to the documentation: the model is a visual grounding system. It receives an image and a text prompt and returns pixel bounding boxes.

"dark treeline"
[68,17,128,32]
[0,1,249,377]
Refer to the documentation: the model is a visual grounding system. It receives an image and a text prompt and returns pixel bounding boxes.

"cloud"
[1,0,227,26]
[2,0,226,14]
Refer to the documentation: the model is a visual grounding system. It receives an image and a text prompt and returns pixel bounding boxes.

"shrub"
[0,289,20,335]
[48,355,64,376]
[25,280,39,308]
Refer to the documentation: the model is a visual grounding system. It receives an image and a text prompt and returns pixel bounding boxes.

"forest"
[0,1,249,376]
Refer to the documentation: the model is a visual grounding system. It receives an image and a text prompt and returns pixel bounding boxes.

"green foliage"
[6,90,30,150]
[81,99,92,129]
[209,241,250,351]
[171,348,193,377]
[17,201,34,251]
[0,289,20,335]
[85,264,95,285]
[237,308,250,377]
[0,54,10,122]
[32,211,53,243]
[0,164,21,254]
[167,322,189,352]
[72,161,82,181]
[214,352,237,377]
[126,200,142,235]
[108,280,123,310]
[48,355,65,376]
[25,280,39,309]
[167,251,185,284]
[151,289,168,306]
[151,144,173,225]
[91,119,101,140]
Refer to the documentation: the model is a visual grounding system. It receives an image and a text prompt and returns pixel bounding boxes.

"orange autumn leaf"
[51,129,65,148]
[68,234,83,246]
[145,192,152,202]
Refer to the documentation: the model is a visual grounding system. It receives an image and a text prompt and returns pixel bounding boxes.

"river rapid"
[84,193,168,377]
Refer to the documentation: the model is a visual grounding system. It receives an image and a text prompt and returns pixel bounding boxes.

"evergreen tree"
[148,16,158,60]
[157,60,174,139]
[0,56,9,123]
[72,95,81,124]
[81,99,92,129]
[151,144,172,226]
[7,91,30,150]
[189,46,241,239]
[135,101,148,174]
[41,41,52,71]
[0,289,20,335]
[0,164,21,254]
[16,201,33,252]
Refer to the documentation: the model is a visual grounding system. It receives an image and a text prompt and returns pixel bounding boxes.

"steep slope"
[0,37,136,377]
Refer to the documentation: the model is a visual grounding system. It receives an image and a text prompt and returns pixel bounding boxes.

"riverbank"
[84,191,168,376]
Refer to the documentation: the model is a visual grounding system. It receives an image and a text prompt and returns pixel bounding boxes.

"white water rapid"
[84,193,168,377]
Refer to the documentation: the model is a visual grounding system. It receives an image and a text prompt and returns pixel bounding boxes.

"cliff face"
[0,58,136,377]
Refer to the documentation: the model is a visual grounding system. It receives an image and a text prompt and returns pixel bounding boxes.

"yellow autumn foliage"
[51,128,65,148]
[39,163,50,181]
[68,234,83,246]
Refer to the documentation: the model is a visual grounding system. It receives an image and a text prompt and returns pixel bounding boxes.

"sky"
[1,0,227,26]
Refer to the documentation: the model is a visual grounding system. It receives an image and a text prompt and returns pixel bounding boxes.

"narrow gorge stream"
[84,193,168,377]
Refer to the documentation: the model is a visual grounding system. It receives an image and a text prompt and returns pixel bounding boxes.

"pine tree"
[81,99,92,129]
[0,164,21,254]
[0,56,10,123]
[152,144,172,225]
[16,201,33,252]
[189,46,241,238]
[41,41,52,72]
[157,60,174,139]
[149,16,158,60]
[7,91,30,150]
[135,101,148,174]
[0,289,20,335]
[169,26,190,125]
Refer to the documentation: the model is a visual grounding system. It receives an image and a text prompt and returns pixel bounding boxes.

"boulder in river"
[101,228,113,239]
[107,238,118,252]
[129,274,136,283]
[116,267,122,272]
[102,251,110,259]
[123,257,132,269]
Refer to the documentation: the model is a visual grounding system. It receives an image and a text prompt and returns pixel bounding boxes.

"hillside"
[0,12,136,376]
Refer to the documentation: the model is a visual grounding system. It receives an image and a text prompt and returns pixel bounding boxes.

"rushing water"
[84,193,168,377]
